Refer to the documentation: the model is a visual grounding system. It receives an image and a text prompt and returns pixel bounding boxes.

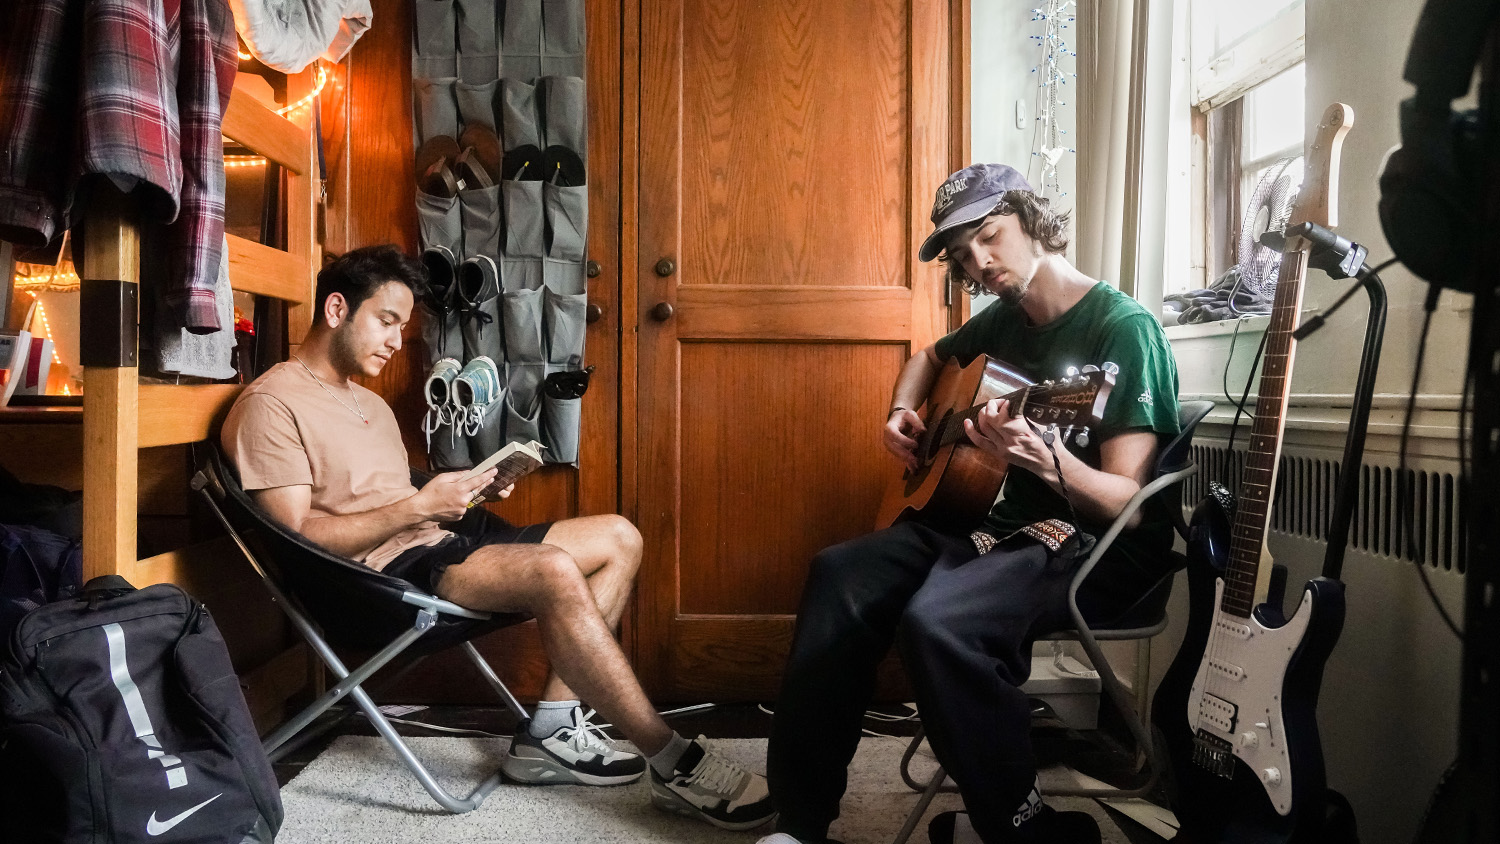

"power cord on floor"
[756,702,931,751]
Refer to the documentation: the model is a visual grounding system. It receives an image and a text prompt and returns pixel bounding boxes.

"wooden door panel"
[675,286,911,340]
[639,0,954,699]
[681,0,910,289]
[668,619,912,700]
[679,342,907,615]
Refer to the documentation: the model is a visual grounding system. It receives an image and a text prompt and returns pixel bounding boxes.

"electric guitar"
[1151,103,1354,843]
[874,356,1113,530]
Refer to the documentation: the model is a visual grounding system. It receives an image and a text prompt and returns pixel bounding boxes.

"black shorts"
[381,506,553,594]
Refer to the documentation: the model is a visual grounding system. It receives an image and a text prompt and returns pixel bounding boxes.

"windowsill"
[1163,313,1271,341]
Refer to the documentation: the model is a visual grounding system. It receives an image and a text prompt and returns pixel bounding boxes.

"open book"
[462,439,546,505]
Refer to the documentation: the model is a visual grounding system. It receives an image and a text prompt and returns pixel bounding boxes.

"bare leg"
[434,537,671,756]
[542,515,643,626]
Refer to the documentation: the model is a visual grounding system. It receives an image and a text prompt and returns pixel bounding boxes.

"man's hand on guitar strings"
[964,398,1053,477]
[884,408,926,472]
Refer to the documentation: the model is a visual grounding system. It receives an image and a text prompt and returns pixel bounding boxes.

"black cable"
[1041,430,1090,560]
[1224,318,1270,458]
[1397,276,1464,640]
[1293,257,1403,340]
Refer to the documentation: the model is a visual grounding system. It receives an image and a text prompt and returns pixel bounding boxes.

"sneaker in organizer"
[650,736,776,831]
[452,355,501,435]
[421,357,463,447]
[501,709,646,786]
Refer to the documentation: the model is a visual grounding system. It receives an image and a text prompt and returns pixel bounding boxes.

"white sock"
[528,700,580,738]
[648,731,693,777]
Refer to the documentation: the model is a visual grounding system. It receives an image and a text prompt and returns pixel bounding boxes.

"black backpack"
[0,523,83,643]
[0,576,283,843]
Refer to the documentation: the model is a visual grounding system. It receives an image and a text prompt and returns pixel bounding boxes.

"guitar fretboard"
[932,384,1035,448]
[1221,250,1311,619]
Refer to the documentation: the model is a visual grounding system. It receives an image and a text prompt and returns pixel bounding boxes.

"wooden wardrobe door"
[636,0,955,699]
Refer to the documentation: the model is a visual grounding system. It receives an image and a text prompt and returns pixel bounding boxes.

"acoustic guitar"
[874,356,1114,531]
[1150,102,1355,844]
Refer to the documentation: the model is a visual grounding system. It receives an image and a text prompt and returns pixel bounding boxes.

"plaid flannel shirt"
[0,0,236,332]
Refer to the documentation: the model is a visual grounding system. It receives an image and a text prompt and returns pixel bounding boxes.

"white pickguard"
[1185,577,1315,816]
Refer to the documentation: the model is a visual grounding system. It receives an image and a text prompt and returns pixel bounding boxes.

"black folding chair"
[891,400,1216,844]
[191,444,530,813]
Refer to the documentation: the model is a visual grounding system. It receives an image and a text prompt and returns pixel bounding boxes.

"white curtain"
[1076,0,1177,305]
[1076,0,1135,290]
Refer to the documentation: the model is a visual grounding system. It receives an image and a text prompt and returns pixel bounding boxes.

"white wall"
[1299,0,1471,404]
[970,0,1079,314]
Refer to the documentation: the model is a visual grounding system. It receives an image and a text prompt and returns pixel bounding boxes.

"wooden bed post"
[285,66,322,345]
[78,185,141,582]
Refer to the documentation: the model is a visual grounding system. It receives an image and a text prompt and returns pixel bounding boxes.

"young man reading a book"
[221,246,774,831]
[757,165,1180,844]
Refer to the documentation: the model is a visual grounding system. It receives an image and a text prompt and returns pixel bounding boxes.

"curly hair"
[313,244,429,320]
[940,190,1072,296]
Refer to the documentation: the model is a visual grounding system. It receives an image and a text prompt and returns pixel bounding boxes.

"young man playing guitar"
[759,164,1181,844]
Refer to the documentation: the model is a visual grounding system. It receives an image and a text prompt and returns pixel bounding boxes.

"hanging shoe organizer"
[412,0,587,469]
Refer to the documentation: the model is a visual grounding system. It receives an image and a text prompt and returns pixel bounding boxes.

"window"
[1182,0,1305,293]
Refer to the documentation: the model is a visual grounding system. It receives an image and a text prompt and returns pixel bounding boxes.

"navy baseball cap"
[917,163,1034,262]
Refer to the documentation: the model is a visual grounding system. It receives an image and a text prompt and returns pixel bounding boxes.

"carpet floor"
[277,736,1134,843]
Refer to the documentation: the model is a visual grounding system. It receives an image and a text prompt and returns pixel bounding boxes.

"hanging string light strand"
[1029,1,1077,199]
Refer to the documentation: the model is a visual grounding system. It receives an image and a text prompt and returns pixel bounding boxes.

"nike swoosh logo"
[146,793,222,836]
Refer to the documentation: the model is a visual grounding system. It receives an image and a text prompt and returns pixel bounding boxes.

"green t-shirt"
[934,282,1181,574]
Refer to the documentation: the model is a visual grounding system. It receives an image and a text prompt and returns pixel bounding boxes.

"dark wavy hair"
[940,190,1072,296]
[313,245,428,321]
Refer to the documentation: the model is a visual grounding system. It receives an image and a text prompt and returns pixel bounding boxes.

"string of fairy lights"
[1029,0,1077,199]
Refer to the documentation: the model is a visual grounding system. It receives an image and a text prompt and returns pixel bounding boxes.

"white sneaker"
[650,736,776,830]
[501,709,646,786]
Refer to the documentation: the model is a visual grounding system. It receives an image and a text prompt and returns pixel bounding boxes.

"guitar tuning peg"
[1074,427,1090,448]
[1081,364,1100,373]
[1102,362,1120,375]
[1065,366,1080,377]
[1042,423,1058,445]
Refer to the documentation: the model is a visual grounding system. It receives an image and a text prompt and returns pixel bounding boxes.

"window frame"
[1188,0,1305,290]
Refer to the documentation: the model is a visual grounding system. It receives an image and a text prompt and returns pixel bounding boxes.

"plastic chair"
[891,400,1215,844]
[191,444,532,814]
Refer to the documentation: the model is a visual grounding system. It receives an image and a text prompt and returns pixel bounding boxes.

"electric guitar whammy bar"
[1151,103,1355,843]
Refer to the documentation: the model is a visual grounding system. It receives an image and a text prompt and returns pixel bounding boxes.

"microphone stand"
[1278,222,1388,581]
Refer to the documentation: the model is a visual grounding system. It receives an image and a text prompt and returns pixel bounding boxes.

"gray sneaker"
[501,710,646,786]
[650,736,776,830]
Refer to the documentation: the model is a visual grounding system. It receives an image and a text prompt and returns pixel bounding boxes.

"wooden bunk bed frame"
[80,70,320,585]
[9,68,324,725]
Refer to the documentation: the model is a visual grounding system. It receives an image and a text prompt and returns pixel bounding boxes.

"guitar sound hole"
[922,409,954,465]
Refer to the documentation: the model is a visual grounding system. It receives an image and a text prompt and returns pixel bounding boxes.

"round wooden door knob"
[586,302,605,323]
[651,302,675,321]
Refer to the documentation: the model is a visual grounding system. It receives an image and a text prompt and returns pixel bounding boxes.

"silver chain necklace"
[292,355,369,424]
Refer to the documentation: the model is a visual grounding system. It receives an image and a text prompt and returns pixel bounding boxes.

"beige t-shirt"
[220,361,449,570]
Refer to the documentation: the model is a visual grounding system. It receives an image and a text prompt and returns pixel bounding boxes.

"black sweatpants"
[766,520,1128,843]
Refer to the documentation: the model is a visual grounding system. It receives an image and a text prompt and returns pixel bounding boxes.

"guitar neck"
[933,383,1032,448]
[1221,249,1311,618]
